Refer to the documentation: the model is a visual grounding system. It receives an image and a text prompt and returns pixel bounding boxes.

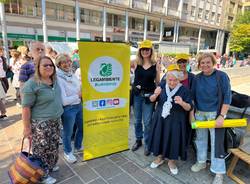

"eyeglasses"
[42,64,54,68]
[141,48,151,52]
[60,60,72,64]
[36,48,44,52]
[177,61,187,64]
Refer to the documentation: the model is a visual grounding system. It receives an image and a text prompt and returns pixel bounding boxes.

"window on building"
[80,9,89,24]
[211,12,215,22]
[238,6,242,14]
[217,14,221,23]
[183,3,188,12]
[64,6,75,22]
[80,8,102,26]
[107,13,113,26]
[35,0,41,17]
[227,16,233,26]
[57,4,65,20]
[9,0,19,14]
[191,6,196,16]
[90,11,102,26]
[4,2,11,13]
[113,14,125,27]
[46,2,57,20]
[147,20,160,32]
[198,8,203,19]
[129,17,144,31]
[229,2,235,13]
[205,10,209,20]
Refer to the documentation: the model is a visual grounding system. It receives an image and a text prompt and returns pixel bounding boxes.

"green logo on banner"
[100,63,112,77]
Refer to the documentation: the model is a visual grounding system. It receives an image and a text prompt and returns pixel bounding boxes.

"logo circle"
[88,56,123,93]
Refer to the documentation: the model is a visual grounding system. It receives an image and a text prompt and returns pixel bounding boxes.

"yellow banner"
[79,42,130,160]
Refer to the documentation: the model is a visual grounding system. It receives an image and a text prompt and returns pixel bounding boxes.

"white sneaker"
[168,162,178,175]
[52,166,59,172]
[74,146,84,153]
[41,175,57,184]
[191,162,206,172]
[64,152,77,163]
[150,160,164,169]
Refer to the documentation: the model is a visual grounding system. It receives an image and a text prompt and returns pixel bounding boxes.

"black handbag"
[231,90,250,108]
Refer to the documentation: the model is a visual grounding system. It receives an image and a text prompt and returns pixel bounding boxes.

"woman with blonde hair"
[55,54,83,164]
[9,50,22,105]
[148,64,193,175]
[22,56,63,184]
[191,53,231,184]
[131,40,161,156]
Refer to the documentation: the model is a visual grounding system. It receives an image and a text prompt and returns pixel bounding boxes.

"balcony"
[109,0,130,7]
[151,5,165,14]
[133,1,149,11]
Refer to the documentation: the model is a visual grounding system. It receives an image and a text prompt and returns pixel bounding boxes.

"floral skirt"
[31,118,61,171]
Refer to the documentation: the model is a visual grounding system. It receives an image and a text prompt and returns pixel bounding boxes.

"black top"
[133,65,157,93]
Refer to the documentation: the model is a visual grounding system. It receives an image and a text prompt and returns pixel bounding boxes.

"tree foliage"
[229,11,250,53]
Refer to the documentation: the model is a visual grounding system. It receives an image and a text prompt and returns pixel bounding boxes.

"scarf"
[57,68,73,82]
[161,83,182,118]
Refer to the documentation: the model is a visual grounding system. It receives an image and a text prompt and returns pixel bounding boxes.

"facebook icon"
[99,100,106,107]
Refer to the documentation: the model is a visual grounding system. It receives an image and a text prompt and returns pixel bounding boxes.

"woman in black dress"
[148,64,193,175]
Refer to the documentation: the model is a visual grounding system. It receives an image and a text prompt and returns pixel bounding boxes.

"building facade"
[0,0,244,54]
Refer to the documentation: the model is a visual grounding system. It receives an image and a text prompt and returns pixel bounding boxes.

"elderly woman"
[56,54,83,164]
[191,53,231,184]
[131,40,161,156]
[148,64,193,175]
[22,56,63,184]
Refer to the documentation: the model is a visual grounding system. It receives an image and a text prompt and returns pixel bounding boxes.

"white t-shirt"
[0,57,6,78]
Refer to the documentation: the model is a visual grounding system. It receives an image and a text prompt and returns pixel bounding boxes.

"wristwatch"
[219,114,226,119]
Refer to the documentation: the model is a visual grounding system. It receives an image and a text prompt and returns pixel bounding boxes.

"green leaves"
[229,12,250,53]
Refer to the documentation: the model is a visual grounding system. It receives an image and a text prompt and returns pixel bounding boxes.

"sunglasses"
[141,48,151,52]
[177,61,187,64]
[42,64,54,68]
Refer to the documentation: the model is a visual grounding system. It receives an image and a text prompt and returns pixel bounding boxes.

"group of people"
[1,39,232,184]
[1,42,83,184]
[131,40,231,184]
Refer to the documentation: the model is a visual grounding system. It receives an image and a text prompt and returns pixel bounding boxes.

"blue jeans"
[62,103,83,154]
[133,95,154,150]
[195,111,226,174]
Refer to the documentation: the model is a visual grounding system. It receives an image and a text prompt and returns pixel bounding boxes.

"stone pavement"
[1,68,250,184]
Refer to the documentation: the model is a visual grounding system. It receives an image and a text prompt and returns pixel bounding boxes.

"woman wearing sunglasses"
[22,56,63,184]
[160,55,195,90]
[131,40,161,156]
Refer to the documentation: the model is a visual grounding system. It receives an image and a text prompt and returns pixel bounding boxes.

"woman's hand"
[215,116,224,128]
[156,61,161,73]
[174,96,183,105]
[23,126,32,139]
[154,86,162,96]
